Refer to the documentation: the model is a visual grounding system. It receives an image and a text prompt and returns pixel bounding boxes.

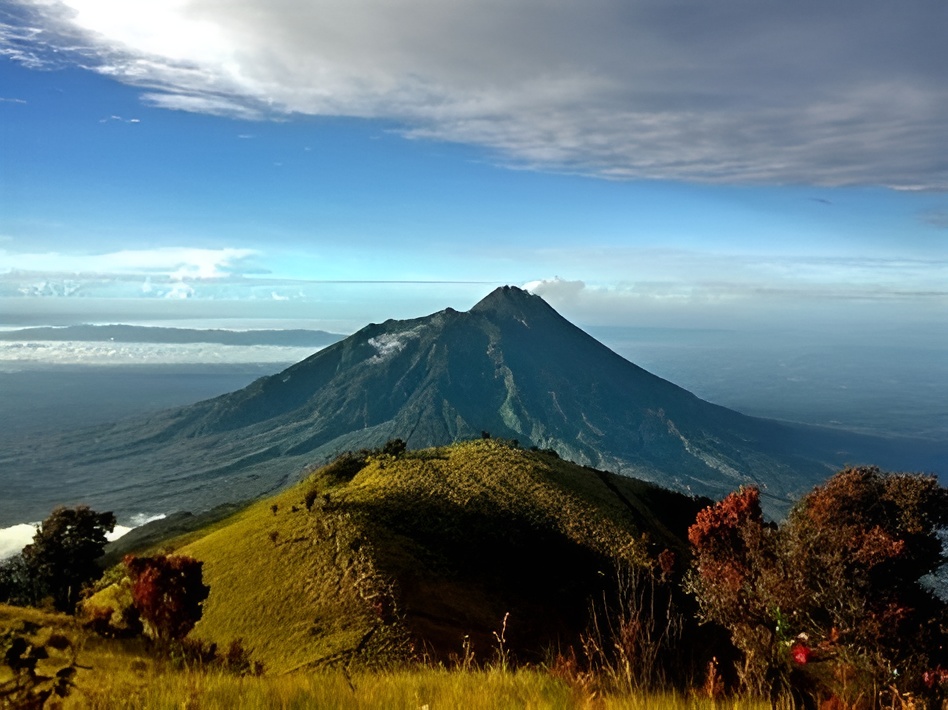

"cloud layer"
[0,246,257,279]
[0,341,320,370]
[3,0,946,189]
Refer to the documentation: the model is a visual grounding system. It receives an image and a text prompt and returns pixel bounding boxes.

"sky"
[1,0,947,334]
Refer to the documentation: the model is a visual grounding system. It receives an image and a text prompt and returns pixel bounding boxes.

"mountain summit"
[0,287,931,523]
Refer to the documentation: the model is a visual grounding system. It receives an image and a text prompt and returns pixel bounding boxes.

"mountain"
[1,286,942,525]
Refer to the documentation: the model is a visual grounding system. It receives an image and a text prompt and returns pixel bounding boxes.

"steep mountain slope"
[2,286,941,525]
[157,440,707,670]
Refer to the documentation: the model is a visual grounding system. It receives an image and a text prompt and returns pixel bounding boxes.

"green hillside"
[172,439,706,673]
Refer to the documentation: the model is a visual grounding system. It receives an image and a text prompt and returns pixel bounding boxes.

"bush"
[688,468,948,706]
[381,438,407,458]
[1,626,78,706]
[124,554,210,642]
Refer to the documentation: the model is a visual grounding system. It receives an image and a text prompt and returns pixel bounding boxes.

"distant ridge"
[0,324,343,348]
[1,286,942,524]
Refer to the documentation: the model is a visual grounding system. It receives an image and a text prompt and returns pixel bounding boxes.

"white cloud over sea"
[0,341,321,371]
[0,514,166,560]
[2,0,946,189]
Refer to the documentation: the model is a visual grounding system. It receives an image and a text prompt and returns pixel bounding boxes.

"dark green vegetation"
[0,506,115,612]
[3,286,942,526]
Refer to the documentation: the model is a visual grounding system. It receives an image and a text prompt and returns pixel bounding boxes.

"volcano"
[1,286,936,524]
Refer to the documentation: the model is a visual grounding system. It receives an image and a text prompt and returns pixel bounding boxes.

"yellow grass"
[180,485,390,672]
[5,441,727,707]
[3,603,771,710]
[69,667,772,710]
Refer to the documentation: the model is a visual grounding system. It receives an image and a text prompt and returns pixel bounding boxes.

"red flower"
[923,668,948,689]
[790,643,813,665]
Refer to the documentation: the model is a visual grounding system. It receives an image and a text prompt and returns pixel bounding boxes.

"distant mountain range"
[0,324,343,347]
[1,286,944,525]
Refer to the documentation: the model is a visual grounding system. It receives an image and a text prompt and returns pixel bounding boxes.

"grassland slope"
[174,440,707,672]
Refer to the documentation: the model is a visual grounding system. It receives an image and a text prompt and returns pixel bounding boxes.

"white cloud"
[98,114,140,123]
[0,246,258,279]
[0,341,321,369]
[165,282,194,299]
[3,0,946,189]
[521,251,948,326]
[0,523,37,560]
[523,278,586,302]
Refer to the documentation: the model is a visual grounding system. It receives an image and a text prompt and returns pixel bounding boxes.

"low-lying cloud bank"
[0,341,322,370]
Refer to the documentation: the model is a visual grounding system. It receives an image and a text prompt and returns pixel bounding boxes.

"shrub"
[381,438,407,458]
[0,554,35,607]
[688,468,948,705]
[124,554,210,642]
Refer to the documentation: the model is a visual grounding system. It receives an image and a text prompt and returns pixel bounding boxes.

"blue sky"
[1,0,946,333]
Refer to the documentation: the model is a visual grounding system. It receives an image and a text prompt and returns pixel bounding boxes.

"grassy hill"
[158,439,708,673]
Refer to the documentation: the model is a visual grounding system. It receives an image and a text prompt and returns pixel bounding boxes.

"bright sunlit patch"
[0,523,38,560]
[63,0,233,66]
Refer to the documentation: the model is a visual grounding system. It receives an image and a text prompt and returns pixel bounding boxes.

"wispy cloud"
[0,340,321,369]
[2,1,946,189]
[522,270,948,329]
[523,251,948,307]
[0,246,259,280]
[98,114,140,123]
[0,97,27,104]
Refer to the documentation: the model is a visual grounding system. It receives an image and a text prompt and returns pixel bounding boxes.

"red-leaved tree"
[124,554,210,642]
[688,468,948,706]
[686,486,787,694]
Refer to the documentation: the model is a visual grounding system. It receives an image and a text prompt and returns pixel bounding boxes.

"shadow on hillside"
[339,492,623,663]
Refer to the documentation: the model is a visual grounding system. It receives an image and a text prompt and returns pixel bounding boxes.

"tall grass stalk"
[581,565,686,694]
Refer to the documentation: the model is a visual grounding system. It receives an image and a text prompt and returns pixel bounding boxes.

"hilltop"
[106,439,708,671]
